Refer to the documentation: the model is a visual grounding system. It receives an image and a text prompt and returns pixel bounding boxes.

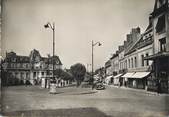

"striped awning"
[121,72,135,78]
[129,72,150,79]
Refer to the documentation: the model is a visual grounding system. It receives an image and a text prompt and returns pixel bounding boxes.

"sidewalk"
[107,85,169,96]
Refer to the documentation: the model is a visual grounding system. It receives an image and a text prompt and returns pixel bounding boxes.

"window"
[159,38,166,52]
[26,64,29,68]
[33,72,36,77]
[42,72,44,76]
[128,59,130,68]
[11,63,14,68]
[26,73,29,79]
[141,55,144,67]
[131,58,134,68]
[126,60,127,69]
[156,15,165,33]
[134,57,137,68]
[146,53,149,66]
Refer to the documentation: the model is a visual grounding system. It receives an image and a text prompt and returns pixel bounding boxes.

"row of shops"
[105,72,150,89]
[105,70,169,93]
[104,0,169,94]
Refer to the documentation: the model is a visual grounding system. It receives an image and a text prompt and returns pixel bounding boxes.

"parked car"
[95,82,105,90]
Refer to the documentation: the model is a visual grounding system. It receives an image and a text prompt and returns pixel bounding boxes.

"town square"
[0,0,169,117]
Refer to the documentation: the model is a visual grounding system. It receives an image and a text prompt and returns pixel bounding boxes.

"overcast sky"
[2,0,154,70]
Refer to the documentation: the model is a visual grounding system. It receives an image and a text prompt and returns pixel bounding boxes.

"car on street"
[95,82,105,90]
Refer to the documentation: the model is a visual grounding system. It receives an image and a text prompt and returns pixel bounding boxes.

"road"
[1,85,169,117]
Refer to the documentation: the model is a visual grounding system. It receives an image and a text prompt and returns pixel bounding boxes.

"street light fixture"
[44,22,55,83]
[91,40,102,89]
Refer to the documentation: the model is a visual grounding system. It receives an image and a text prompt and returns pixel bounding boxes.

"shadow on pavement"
[165,96,169,116]
[2,107,111,117]
[71,91,98,95]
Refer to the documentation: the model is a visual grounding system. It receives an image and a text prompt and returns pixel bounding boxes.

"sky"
[2,0,154,70]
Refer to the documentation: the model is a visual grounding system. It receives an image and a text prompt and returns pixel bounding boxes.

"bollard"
[49,83,56,94]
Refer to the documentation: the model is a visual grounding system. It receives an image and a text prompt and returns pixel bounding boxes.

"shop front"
[113,74,123,86]
[128,72,150,89]
[145,52,169,93]
[121,72,135,87]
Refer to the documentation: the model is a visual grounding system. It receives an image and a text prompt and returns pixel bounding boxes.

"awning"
[144,52,169,60]
[129,72,150,79]
[114,74,123,79]
[121,72,135,78]
[105,75,113,80]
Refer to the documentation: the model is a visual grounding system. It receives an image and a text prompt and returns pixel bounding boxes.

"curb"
[107,85,169,96]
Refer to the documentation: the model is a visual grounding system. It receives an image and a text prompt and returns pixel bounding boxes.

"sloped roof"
[4,50,63,65]
[46,56,62,65]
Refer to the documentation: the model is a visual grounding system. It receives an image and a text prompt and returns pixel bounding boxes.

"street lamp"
[44,22,55,82]
[44,22,57,94]
[91,40,101,89]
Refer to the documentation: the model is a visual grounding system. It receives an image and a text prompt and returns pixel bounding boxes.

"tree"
[70,63,86,87]
[54,69,73,81]
[60,70,73,81]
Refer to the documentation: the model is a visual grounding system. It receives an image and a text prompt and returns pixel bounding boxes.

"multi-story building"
[110,52,119,76]
[145,0,169,93]
[118,45,125,73]
[105,60,112,77]
[105,26,153,89]
[2,49,62,85]
[122,18,154,89]
[104,0,169,93]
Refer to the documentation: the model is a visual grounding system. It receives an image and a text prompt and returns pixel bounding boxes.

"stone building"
[2,49,62,85]
[105,26,154,89]
[122,19,154,89]
[145,0,169,93]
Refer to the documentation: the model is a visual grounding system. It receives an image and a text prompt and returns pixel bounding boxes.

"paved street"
[1,85,169,117]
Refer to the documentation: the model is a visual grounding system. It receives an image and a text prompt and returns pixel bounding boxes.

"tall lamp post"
[44,22,55,81]
[92,40,101,89]
[44,22,57,93]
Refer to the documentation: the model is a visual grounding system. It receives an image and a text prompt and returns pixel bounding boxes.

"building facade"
[2,49,62,85]
[145,0,169,93]
[104,0,169,93]
[123,20,153,89]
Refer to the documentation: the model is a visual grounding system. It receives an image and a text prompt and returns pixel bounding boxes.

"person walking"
[157,79,161,95]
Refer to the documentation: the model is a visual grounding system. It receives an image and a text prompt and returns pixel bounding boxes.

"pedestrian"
[157,79,161,95]
[92,80,96,90]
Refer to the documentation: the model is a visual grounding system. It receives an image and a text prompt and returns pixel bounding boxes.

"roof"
[4,50,63,65]
[105,60,111,68]
[125,31,153,56]
[151,0,168,17]
[110,53,118,60]
[5,52,30,63]
[47,56,62,65]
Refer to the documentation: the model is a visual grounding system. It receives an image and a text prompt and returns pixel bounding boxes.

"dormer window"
[156,15,165,33]
[157,0,167,8]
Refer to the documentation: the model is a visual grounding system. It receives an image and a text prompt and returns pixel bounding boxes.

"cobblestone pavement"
[1,85,169,117]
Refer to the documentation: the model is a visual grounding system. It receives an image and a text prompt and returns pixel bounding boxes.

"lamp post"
[44,22,55,81]
[91,40,101,89]
[44,22,56,93]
